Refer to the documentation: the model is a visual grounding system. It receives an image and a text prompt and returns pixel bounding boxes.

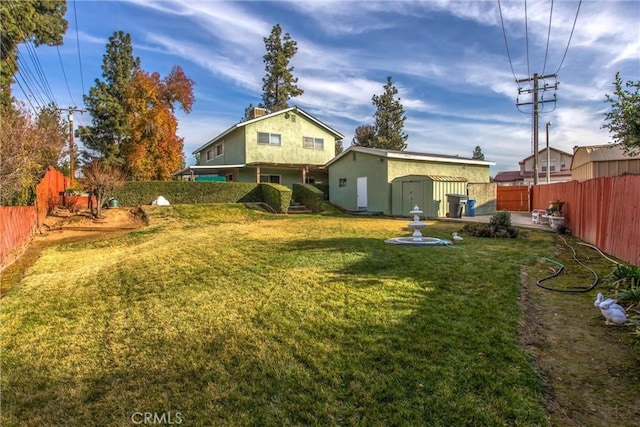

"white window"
[258,132,281,146]
[215,143,224,158]
[542,160,556,172]
[260,174,281,184]
[303,137,324,150]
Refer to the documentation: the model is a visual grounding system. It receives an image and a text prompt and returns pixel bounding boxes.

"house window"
[215,143,224,158]
[339,178,347,187]
[542,160,556,172]
[206,149,212,161]
[561,160,566,169]
[260,174,281,184]
[303,137,324,150]
[258,132,281,145]
[225,173,233,182]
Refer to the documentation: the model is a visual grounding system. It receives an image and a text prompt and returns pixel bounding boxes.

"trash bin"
[108,198,119,208]
[465,199,476,217]
[446,194,468,218]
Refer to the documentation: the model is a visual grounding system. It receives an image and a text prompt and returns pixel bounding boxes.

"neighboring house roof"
[193,106,345,154]
[520,146,574,163]
[494,169,572,182]
[494,170,523,182]
[570,143,640,169]
[325,146,495,167]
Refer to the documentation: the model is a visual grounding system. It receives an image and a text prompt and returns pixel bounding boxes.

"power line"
[541,0,554,75]
[57,46,78,107]
[556,0,582,75]
[497,0,518,83]
[73,0,86,98]
[524,0,531,78]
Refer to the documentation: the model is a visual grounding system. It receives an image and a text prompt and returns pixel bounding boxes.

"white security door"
[357,177,368,211]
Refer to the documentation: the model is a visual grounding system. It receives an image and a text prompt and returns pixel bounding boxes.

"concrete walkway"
[439,212,554,231]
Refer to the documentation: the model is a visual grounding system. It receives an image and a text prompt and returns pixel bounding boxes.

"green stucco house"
[174,107,344,188]
[326,146,495,216]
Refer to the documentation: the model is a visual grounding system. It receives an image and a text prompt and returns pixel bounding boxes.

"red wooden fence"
[0,206,38,269]
[1,167,70,270]
[532,175,640,266]
[497,185,530,211]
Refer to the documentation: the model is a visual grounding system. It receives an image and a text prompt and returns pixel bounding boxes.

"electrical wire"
[73,0,86,98]
[497,0,519,83]
[555,0,582,75]
[524,0,531,79]
[57,46,78,107]
[541,0,554,75]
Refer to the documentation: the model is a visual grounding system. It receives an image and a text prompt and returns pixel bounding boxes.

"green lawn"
[1,204,554,426]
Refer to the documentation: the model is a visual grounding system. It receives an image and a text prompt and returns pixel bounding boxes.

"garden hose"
[535,236,600,293]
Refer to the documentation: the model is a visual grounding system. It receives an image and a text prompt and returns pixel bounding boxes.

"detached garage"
[326,146,494,215]
[391,175,468,218]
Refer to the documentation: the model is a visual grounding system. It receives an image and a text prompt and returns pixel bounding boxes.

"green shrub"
[260,183,292,213]
[461,210,519,238]
[112,181,262,206]
[292,183,323,213]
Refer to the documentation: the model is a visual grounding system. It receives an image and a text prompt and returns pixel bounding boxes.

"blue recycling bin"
[465,199,476,217]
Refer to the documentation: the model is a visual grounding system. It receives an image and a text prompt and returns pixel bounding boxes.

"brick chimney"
[249,107,268,120]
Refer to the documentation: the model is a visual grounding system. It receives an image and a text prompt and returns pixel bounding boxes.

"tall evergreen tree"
[602,72,640,156]
[351,124,376,147]
[372,76,408,151]
[0,0,68,111]
[78,31,140,164]
[261,24,303,112]
[472,146,485,160]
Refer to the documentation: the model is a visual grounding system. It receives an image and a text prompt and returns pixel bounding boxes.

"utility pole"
[546,121,552,184]
[516,73,558,185]
[59,106,86,185]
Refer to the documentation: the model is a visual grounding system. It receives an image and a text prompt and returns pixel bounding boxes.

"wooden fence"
[496,185,530,211]
[532,175,640,266]
[0,167,69,270]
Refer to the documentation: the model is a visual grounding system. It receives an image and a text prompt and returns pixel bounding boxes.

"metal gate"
[496,185,530,211]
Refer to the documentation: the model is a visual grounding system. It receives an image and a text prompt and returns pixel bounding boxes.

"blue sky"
[14,0,640,175]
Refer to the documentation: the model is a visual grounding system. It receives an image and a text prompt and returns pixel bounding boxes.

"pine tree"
[78,31,140,165]
[262,24,303,112]
[372,76,408,151]
[0,0,68,110]
[472,146,485,160]
[351,124,376,147]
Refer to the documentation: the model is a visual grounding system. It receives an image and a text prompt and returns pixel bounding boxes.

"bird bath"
[385,205,452,246]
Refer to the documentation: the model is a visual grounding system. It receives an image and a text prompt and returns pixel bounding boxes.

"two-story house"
[174,107,344,187]
[494,147,573,185]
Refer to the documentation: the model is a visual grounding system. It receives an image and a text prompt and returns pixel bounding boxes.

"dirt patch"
[520,268,640,426]
[0,207,145,297]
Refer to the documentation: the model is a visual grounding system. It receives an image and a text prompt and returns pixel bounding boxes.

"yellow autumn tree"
[123,66,195,180]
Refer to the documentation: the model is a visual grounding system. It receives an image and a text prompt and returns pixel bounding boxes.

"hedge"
[292,183,323,213]
[111,181,292,213]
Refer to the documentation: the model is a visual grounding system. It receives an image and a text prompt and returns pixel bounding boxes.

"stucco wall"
[387,159,490,183]
[198,129,245,166]
[467,182,497,215]
[244,113,336,165]
[329,151,390,212]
